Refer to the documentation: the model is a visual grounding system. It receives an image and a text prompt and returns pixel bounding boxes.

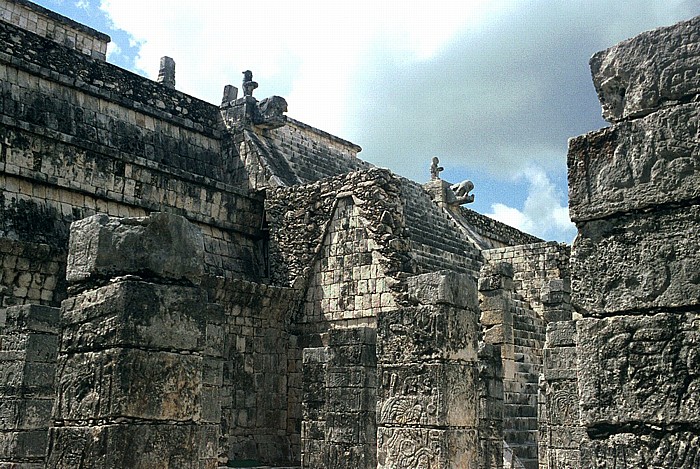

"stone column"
[46,213,224,468]
[301,327,377,469]
[376,271,480,468]
[477,343,503,469]
[0,304,59,467]
[565,16,700,468]
[538,321,583,468]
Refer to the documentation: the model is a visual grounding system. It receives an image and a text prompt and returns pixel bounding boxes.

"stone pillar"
[564,16,700,468]
[0,304,59,467]
[376,271,480,468]
[477,343,503,469]
[301,327,377,469]
[46,213,224,468]
[157,56,176,89]
[478,262,514,380]
[538,321,583,468]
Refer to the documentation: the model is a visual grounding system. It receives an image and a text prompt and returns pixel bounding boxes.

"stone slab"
[377,304,478,363]
[407,270,478,309]
[577,313,700,427]
[580,432,700,469]
[568,103,700,222]
[2,305,59,334]
[61,281,221,354]
[572,205,700,314]
[46,423,217,469]
[54,348,202,422]
[66,212,205,285]
[377,427,477,469]
[377,362,478,428]
[590,15,700,122]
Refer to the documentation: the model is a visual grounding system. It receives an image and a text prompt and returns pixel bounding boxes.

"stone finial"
[430,156,444,180]
[242,70,258,97]
[222,84,238,105]
[157,56,176,89]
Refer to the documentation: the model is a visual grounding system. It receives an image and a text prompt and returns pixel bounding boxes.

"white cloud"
[486,167,577,243]
[97,0,508,135]
[75,0,89,9]
[106,40,121,60]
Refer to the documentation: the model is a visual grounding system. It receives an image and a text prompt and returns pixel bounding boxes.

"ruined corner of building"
[0,1,698,467]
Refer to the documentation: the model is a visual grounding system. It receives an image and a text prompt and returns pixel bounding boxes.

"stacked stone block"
[301,327,377,468]
[479,260,546,469]
[209,277,300,466]
[376,271,480,468]
[0,0,110,60]
[0,304,59,467]
[46,213,224,468]
[477,342,504,469]
[558,15,700,468]
[538,321,583,468]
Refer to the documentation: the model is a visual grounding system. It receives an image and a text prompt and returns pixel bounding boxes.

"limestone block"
[66,212,205,285]
[580,432,700,469]
[2,304,59,334]
[568,103,700,222]
[60,281,217,354]
[46,423,216,469]
[590,15,700,122]
[377,304,478,363]
[377,362,478,428]
[407,270,478,309]
[577,313,700,427]
[572,206,700,314]
[55,348,202,422]
[542,381,579,427]
[377,427,477,469]
[545,320,577,348]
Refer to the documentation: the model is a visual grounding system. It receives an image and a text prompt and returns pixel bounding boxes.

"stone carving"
[257,95,288,127]
[449,179,475,205]
[242,70,258,97]
[430,157,444,180]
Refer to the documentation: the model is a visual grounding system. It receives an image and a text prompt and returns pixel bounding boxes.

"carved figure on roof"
[450,179,475,205]
[430,157,444,180]
[242,70,258,97]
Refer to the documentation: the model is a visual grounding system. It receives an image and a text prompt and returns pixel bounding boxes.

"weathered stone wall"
[301,328,377,468]
[483,242,572,324]
[208,277,301,466]
[0,304,59,468]
[540,16,700,469]
[266,169,413,332]
[0,0,110,60]
[0,16,266,288]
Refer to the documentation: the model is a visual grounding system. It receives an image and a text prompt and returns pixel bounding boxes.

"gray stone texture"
[376,272,480,469]
[571,205,700,315]
[66,212,205,285]
[590,15,700,123]
[568,103,700,223]
[301,328,377,469]
[577,313,699,428]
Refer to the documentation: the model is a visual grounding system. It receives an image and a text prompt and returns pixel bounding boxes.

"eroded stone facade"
[0,2,697,468]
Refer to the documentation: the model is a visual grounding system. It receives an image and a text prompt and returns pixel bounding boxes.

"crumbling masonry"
[0,1,697,467]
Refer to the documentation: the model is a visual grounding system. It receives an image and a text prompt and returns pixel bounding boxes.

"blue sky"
[32,0,700,242]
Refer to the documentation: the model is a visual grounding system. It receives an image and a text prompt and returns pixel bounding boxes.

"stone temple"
[0,1,698,467]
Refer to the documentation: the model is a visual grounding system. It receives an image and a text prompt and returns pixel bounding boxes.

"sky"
[32,0,700,243]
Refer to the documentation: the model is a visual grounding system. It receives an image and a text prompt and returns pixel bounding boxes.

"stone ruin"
[0,0,697,467]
